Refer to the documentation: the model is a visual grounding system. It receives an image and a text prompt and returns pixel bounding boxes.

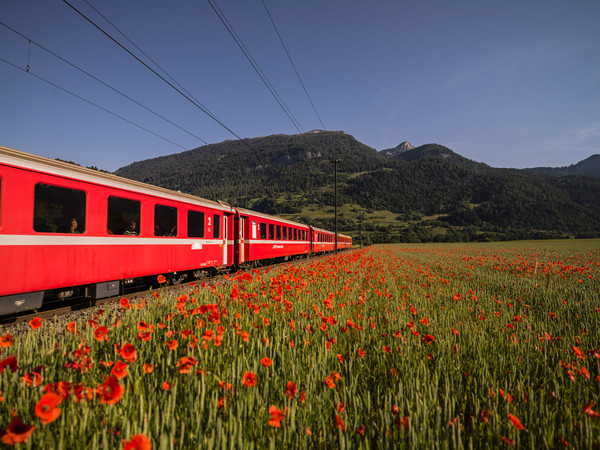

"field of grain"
[1,241,599,448]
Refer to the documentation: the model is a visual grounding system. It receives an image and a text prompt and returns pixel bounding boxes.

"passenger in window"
[124,220,138,236]
[69,218,80,234]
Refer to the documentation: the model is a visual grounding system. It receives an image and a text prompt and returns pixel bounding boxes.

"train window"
[34,184,86,233]
[188,210,205,237]
[252,221,257,239]
[293,228,297,240]
[155,204,177,236]
[269,224,274,240]
[283,227,287,240]
[213,214,220,239]
[260,223,267,239]
[276,225,281,240]
[107,196,140,235]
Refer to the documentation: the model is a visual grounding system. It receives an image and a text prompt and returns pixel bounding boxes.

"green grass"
[1,243,599,448]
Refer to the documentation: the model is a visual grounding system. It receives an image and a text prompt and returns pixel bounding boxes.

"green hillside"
[115,131,600,243]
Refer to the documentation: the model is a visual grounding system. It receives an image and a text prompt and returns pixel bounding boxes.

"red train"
[0,146,351,315]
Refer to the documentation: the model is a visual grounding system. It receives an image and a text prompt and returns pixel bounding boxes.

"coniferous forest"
[114,131,600,243]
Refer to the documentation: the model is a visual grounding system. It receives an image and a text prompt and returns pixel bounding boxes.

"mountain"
[114,132,600,243]
[385,143,490,170]
[379,141,415,157]
[528,154,600,178]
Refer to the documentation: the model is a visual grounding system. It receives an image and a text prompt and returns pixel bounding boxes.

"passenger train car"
[0,146,352,315]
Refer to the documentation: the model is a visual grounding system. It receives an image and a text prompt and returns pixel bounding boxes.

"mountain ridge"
[114,131,600,242]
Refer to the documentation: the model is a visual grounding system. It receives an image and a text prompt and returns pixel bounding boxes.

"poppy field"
[1,241,599,448]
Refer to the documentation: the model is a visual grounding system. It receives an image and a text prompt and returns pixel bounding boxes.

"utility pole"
[329,159,341,252]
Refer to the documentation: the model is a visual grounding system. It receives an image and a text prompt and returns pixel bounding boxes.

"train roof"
[310,225,351,239]
[0,145,232,212]
[234,207,311,228]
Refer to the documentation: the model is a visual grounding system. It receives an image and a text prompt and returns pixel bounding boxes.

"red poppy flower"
[356,348,366,358]
[508,413,526,430]
[0,417,35,445]
[73,384,93,403]
[242,371,257,387]
[111,361,129,380]
[119,298,130,308]
[34,392,62,424]
[94,326,109,342]
[120,343,137,363]
[268,406,285,427]
[260,357,272,367]
[422,334,435,345]
[157,274,166,284]
[137,321,152,332]
[573,346,586,360]
[162,382,172,391]
[66,322,77,334]
[98,376,124,405]
[165,340,178,350]
[0,334,13,348]
[0,355,18,374]
[335,414,346,430]
[501,436,515,446]
[584,402,600,418]
[324,376,335,389]
[177,357,198,374]
[122,433,152,450]
[29,317,42,330]
[285,381,297,399]
[142,364,154,374]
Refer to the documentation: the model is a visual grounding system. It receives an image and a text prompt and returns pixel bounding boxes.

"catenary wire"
[0,56,187,150]
[207,0,304,133]
[62,0,249,146]
[80,0,221,128]
[0,21,208,145]
[260,0,326,131]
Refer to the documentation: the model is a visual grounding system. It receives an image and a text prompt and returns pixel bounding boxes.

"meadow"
[1,241,599,448]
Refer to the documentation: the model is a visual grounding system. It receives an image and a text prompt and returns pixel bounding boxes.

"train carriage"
[0,146,233,314]
[234,208,311,265]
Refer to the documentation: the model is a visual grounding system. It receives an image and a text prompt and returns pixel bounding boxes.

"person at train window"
[124,220,138,236]
[69,218,81,234]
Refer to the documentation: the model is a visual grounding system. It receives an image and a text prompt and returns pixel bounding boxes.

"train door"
[239,216,246,264]
[222,213,227,266]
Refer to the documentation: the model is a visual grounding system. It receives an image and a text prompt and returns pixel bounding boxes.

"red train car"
[233,208,311,265]
[0,146,233,314]
[310,226,352,253]
[0,146,352,315]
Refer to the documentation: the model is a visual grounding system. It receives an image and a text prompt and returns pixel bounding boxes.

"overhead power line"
[260,0,326,131]
[0,20,208,145]
[62,0,248,145]
[207,0,304,133]
[0,56,188,150]
[81,0,219,128]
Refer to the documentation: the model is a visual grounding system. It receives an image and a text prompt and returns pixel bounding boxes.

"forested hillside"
[115,131,600,243]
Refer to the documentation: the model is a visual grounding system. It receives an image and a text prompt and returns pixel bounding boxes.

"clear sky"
[1,0,599,172]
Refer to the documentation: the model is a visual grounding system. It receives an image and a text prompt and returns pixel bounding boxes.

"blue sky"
[1,0,599,172]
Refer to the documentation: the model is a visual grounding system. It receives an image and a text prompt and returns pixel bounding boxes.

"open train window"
[155,204,177,236]
[34,184,86,233]
[213,214,220,239]
[107,196,140,235]
[293,228,298,241]
[252,221,257,239]
[276,225,281,240]
[283,227,287,240]
[188,210,205,237]
[269,224,274,240]
[260,223,267,239]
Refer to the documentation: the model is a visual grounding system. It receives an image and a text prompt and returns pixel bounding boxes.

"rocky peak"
[379,141,416,158]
